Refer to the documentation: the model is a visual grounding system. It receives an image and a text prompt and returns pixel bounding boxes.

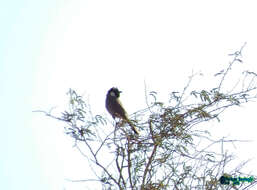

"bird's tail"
[125,119,139,135]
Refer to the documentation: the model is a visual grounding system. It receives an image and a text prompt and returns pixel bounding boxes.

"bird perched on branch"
[105,87,139,135]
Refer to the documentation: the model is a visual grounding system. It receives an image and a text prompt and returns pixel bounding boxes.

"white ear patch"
[110,91,116,96]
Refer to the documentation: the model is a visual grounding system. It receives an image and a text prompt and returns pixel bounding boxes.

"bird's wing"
[114,99,128,119]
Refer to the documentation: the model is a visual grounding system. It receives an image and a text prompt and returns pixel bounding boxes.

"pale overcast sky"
[1,1,257,190]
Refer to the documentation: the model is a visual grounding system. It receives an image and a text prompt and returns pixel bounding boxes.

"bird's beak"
[119,91,122,93]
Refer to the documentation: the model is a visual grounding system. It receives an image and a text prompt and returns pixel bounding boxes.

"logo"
[219,175,254,185]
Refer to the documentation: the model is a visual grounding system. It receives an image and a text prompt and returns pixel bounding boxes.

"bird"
[105,87,139,135]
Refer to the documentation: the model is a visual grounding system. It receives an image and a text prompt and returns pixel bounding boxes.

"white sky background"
[1,0,257,189]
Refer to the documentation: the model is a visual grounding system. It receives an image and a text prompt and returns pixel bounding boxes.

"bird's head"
[107,87,122,98]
